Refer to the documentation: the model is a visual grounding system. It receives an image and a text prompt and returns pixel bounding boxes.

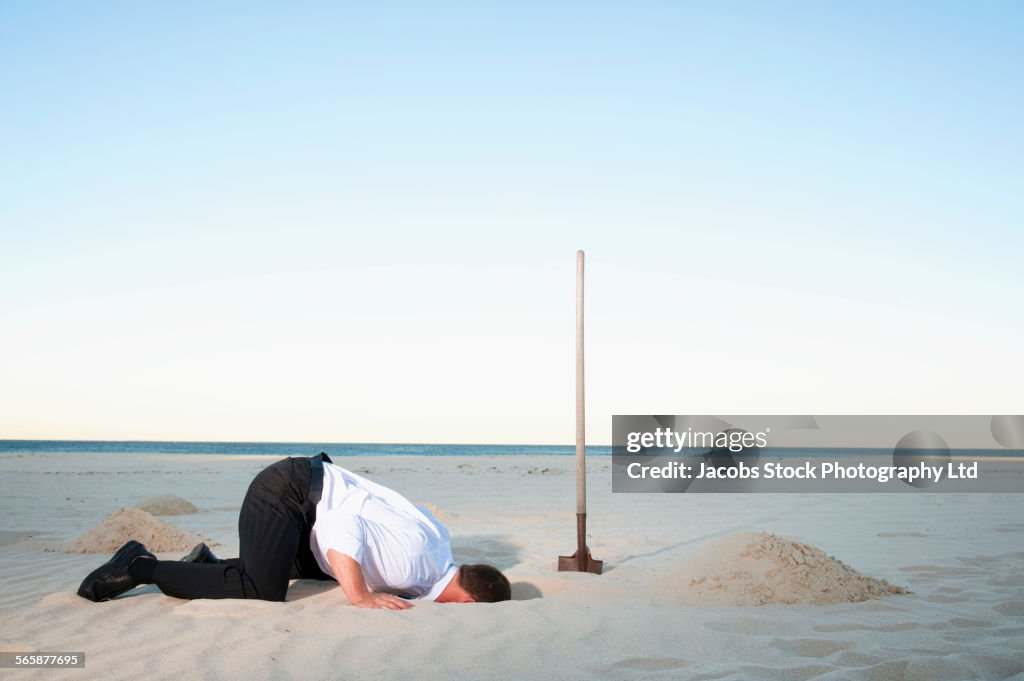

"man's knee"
[256,585,288,602]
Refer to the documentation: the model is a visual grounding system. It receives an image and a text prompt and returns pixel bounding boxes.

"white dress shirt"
[310,462,457,601]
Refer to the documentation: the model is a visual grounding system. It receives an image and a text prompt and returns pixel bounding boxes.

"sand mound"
[135,494,198,515]
[418,503,457,524]
[63,507,208,554]
[661,532,908,606]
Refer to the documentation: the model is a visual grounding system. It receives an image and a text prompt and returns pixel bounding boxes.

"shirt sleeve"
[315,511,367,564]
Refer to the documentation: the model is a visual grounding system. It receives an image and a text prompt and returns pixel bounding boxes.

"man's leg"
[131,458,312,601]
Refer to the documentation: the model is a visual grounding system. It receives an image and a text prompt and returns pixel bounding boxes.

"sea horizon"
[0,439,613,457]
[1,439,1019,458]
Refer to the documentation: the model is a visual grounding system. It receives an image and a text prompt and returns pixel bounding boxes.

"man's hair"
[458,564,511,603]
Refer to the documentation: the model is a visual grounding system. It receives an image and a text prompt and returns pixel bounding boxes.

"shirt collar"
[421,564,458,602]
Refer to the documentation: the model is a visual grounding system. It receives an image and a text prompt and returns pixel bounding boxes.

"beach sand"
[1,452,1022,680]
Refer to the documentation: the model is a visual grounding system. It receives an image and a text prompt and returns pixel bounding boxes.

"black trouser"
[138,455,333,601]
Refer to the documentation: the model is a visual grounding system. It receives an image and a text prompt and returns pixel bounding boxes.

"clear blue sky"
[1,1,1021,444]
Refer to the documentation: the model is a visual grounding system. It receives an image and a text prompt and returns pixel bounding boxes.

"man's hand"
[351,592,413,610]
[327,549,414,610]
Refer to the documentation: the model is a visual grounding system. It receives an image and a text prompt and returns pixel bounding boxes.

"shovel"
[558,250,603,575]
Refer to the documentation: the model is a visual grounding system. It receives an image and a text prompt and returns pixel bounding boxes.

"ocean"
[0,440,613,457]
[0,441,1018,459]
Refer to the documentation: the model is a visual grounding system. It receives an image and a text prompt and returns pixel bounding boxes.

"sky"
[1,1,1021,445]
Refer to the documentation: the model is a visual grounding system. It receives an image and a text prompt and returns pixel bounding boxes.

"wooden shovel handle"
[576,250,586,515]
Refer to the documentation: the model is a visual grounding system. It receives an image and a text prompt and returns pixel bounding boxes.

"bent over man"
[77,453,510,608]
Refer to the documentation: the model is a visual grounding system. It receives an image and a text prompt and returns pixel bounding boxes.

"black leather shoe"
[179,542,220,564]
[77,540,156,602]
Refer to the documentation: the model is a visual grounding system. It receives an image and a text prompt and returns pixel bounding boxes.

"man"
[77,453,511,608]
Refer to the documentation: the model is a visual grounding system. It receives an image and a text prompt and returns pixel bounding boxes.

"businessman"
[78,453,510,608]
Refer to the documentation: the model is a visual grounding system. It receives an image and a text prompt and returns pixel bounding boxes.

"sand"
[1,452,1023,681]
[62,507,209,554]
[135,493,199,516]
[661,531,909,606]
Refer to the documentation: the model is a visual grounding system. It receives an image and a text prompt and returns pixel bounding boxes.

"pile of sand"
[661,532,908,606]
[135,494,198,515]
[63,507,209,554]
[418,503,457,524]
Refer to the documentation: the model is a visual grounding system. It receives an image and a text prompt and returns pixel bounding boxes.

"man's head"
[459,564,511,602]
[437,564,510,603]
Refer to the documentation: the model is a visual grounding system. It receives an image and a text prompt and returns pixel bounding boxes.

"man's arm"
[326,549,412,610]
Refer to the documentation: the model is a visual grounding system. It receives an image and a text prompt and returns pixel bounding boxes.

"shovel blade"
[557,547,603,574]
